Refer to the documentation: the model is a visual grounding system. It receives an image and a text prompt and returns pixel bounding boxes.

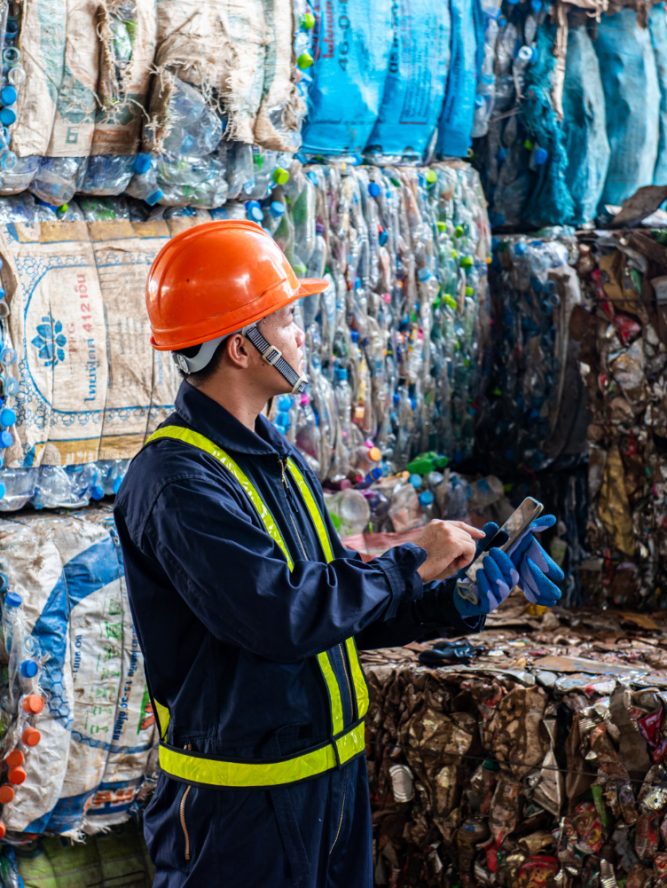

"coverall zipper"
[279,458,356,724]
[179,785,192,861]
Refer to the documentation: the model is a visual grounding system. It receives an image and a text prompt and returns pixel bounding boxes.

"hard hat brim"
[296,277,329,298]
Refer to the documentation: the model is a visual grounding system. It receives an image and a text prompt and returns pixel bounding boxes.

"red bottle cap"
[0,822,6,839]
[22,727,41,747]
[0,785,15,804]
[22,694,45,715]
[8,767,26,785]
[5,750,24,769]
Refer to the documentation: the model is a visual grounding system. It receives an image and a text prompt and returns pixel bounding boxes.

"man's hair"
[175,338,229,386]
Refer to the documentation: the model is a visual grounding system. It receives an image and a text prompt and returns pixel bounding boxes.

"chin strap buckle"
[262,345,283,366]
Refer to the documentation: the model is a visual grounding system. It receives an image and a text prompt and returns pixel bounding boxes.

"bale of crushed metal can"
[362,602,667,886]
[572,229,667,609]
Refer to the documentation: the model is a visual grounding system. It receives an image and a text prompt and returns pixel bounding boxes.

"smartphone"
[457,497,544,604]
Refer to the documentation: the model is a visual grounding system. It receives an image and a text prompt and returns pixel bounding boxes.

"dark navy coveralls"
[114,381,481,887]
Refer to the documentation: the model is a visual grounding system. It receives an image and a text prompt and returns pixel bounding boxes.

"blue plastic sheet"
[561,24,610,226]
[650,3,667,185]
[595,8,660,207]
[365,0,450,161]
[302,0,393,156]
[436,0,478,158]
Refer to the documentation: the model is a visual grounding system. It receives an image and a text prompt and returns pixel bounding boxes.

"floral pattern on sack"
[31,315,67,368]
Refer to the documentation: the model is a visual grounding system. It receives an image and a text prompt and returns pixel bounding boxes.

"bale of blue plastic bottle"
[561,22,610,226]
[594,7,660,208]
[364,0,451,162]
[650,2,667,185]
[301,0,393,156]
[435,0,478,158]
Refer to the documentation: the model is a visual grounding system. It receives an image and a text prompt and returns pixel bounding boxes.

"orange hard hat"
[146,220,328,351]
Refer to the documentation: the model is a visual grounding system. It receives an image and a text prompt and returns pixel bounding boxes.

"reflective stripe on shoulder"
[285,458,335,564]
[145,426,294,570]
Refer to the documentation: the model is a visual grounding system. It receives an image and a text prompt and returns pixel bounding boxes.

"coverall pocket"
[268,782,312,888]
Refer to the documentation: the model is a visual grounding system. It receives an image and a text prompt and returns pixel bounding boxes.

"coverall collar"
[174,380,290,458]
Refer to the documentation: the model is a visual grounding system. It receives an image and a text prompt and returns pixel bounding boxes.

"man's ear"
[225,333,252,368]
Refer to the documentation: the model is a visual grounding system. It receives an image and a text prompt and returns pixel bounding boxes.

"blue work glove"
[453,522,519,618]
[507,514,564,606]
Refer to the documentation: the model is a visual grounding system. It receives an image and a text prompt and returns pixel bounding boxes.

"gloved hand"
[507,514,564,606]
[453,521,518,618]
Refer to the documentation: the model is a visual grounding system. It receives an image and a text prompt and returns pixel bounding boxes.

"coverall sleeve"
[143,475,428,663]
[298,460,486,648]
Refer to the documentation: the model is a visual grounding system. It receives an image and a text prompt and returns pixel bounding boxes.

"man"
[115,220,563,887]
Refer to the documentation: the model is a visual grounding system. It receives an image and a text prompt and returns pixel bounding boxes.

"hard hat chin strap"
[242,324,308,395]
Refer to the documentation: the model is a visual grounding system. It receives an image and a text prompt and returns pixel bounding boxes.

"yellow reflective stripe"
[285,458,369,723]
[153,698,171,742]
[286,459,335,563]
[146,426,294,570]
[345,637,369,719]
[158,721,366,788]
[316,652,344,735]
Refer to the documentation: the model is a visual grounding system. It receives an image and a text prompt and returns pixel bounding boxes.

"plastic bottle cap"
[22,695,45,715]
[0,822,6,839]
[0,108,16,126]
[425,169,437,185]
[410,473,423,489]
[133,153,152,175]
[419,490,435,506]
[418,268,431,282]
[5,750,24,769]
[517,45,533,63]
[246,201,264,222]
[461,256,474,268]
[272,167,290,185]
[455,225,465,238]
[0,429,13,448]
[301,11,316,29]
[297,51,314,69]
[0,785,14,804]
[270,201,285,217]
[5,591,22,608]
[0,288,5,300]
[8,767,26,786]
[146,189,164,207]
[368,182,381,198]
[22,727,40,748]
[0,407,15,426]
[368,447,381,462]
[533,147,549,165]
[378,229,388,246]
[20,660,38,679]
[0,85,17,106]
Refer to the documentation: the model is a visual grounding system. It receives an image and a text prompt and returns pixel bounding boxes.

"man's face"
[256,303,306,393]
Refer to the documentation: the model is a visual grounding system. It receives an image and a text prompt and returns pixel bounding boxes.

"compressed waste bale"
[6,819,155,885]
[301,0,394,156]
[475,0,665,228]
[263,161,492,481]
[0,507,156,838]
[363,600,667,886]
[365,0,451,163]
[0,215,199,510]
[573,229,667,609]
[594,7,660,209]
